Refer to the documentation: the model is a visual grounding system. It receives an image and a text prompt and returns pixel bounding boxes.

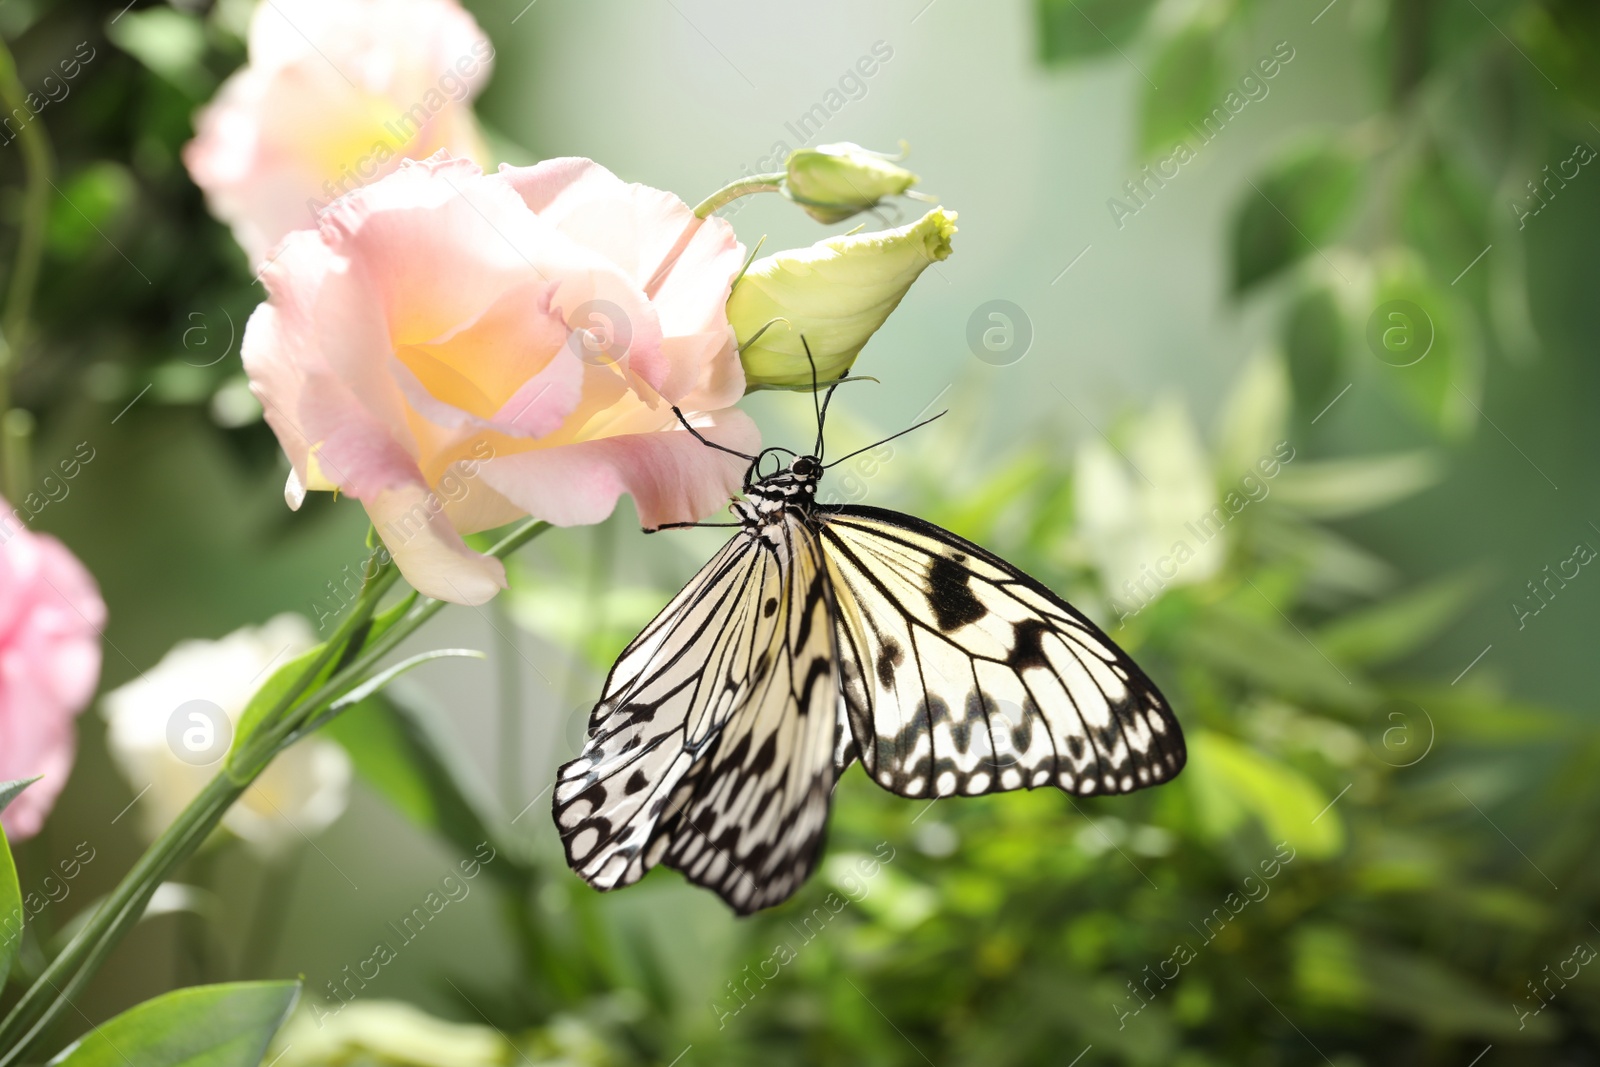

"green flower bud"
[731,206,957,389]
[783,143,920,224]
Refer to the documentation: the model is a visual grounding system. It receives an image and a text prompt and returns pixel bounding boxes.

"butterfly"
[552,375,1185,914]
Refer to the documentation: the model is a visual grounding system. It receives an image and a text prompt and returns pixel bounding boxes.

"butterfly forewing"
[818,505,1184,800]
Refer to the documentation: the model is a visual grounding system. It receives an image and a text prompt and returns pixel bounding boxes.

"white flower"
[102,614,351,855]
[1074,397,1224,613]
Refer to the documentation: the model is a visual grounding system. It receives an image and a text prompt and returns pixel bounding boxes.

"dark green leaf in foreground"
[48,982,299,1067]
[0,781,33,983]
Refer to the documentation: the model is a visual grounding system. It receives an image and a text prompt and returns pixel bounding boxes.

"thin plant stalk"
[693,173,784,218]
[0,35,54,503]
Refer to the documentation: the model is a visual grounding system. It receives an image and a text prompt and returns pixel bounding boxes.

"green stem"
[238,848,303,978]
[0,522,549,1062]
[693,173,784,218]
[0,34,55,504]
[1,409,30,510]
[0,773,247,1066]
[285,523,552,741]
[227,554,399,778]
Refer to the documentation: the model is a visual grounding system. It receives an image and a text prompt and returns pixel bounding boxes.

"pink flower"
[0,510,105,841]
[242,154,758,605]
[184,0,495,264]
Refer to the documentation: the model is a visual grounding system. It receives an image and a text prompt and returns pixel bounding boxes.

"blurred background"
[3,0,1599,1063]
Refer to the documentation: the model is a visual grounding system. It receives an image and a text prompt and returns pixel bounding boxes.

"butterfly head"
[735,452,823,528]
[790,455,822,482]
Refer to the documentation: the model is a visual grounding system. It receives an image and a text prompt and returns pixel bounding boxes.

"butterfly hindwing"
[553,534,775,893]
[553,515,839,914]
[657,516,839,913]
[817,505,1184,801]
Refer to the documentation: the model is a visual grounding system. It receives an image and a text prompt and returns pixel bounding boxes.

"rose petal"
[475,407,756,529]
[366,483,507,604]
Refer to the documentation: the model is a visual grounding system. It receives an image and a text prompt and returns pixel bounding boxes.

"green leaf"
[48,981,299,1067]
[1036,0,1158,64]
[228,573,407,773]
[47,164,138,258]
[1292,924,1366,1011]
[1186,731,1345,858]
[0,778,39,817]
[319,648,485,721]
[1182,600,1370,711]
[1231,144,1361,292]
[1359,942,1556,1039]
[1388,686,1569,745]
[105,7,214,99]
[0,781,30,985]
[226,644,329,777]
[1292,911,1557,1040]
[1213,352,1289,481]
[1402,149,1490,279]
[1367,254,1483,438]
[1271,451,1442,518]
[1283,286,1345,416]
[1317,573,1484,666]
[322,684,521,883]
[1138,30,1221,157]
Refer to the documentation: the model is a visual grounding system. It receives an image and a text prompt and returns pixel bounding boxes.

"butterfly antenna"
[802,336,825,458]
[644,520,742,533]
[815,377,850,461]
[823,409,948,469]
[671,406,757,462]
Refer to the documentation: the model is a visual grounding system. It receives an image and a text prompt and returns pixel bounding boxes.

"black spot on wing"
[1008,618,1051,671]
[875,637,904,688]
[927,554,987,632]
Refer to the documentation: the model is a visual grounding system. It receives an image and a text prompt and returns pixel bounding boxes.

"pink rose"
[0,510,105,841]
[242,154,758,605]
[184,0,494,264]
